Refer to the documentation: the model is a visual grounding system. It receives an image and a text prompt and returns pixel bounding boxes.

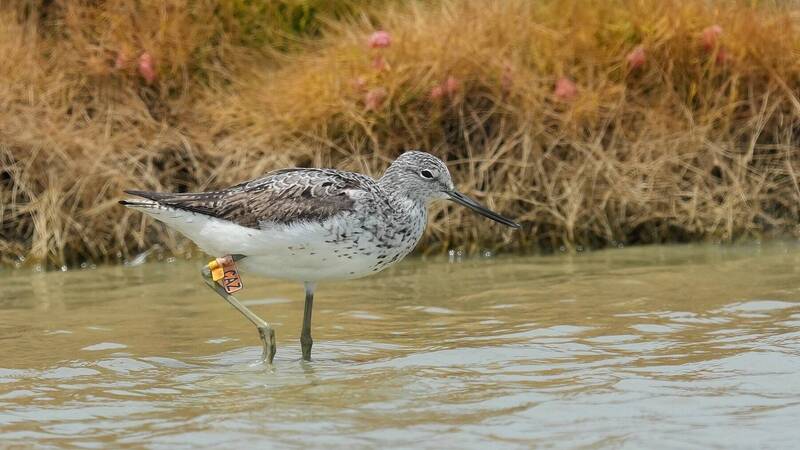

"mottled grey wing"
[124,168,372,228]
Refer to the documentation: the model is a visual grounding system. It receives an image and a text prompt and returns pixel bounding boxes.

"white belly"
[238,252,380,281]
[131,204,421,282]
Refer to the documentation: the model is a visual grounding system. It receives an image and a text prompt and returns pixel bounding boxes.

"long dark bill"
[446,191,521,229]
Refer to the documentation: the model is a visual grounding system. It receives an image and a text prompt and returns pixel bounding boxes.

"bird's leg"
[300,282,316,361]
[200,255,276,364]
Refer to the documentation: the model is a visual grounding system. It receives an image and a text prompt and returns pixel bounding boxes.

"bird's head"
[380,151,520,229]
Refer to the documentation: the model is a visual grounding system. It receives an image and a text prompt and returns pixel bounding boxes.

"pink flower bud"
[443,76,460,96]
[626,45,646,70]
[701,25,723,51]
[365,87,387,110]
[368,31,391,49]
[554,77,577,101]
[138,52,156,84]
[429,85,444,100]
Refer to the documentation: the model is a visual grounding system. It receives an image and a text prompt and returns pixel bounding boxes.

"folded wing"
[123,168,374,229]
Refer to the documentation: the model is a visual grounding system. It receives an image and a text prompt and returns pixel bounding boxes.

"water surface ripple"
[2,243,800,448]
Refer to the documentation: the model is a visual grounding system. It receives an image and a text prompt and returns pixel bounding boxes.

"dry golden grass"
[2,0,800,267]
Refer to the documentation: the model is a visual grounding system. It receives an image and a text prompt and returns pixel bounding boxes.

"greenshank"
[120,151,520,363]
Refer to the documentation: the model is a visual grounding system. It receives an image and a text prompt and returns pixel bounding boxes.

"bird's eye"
[420,170,434,179]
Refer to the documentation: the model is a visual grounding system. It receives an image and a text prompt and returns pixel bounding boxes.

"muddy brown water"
[2,243,800,448]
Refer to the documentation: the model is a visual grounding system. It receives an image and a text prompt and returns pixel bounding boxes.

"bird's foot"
[258,325,277,364]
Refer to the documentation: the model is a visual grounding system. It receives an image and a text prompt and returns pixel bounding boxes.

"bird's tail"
[119,191,160,210]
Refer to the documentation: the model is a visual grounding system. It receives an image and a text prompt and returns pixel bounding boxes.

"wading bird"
[120,151,520,363]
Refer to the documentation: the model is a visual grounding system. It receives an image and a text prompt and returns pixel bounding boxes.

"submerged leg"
[200,257,276,364]
[300,282,316,361]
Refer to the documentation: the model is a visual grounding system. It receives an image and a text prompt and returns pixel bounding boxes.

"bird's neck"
[377,164,404,190]
[375,175,429,252]
[386,192,428,247]
[375,175,424,221]
[377,183,421,211]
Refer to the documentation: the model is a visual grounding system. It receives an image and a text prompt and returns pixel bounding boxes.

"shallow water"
[3,243,800,448]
